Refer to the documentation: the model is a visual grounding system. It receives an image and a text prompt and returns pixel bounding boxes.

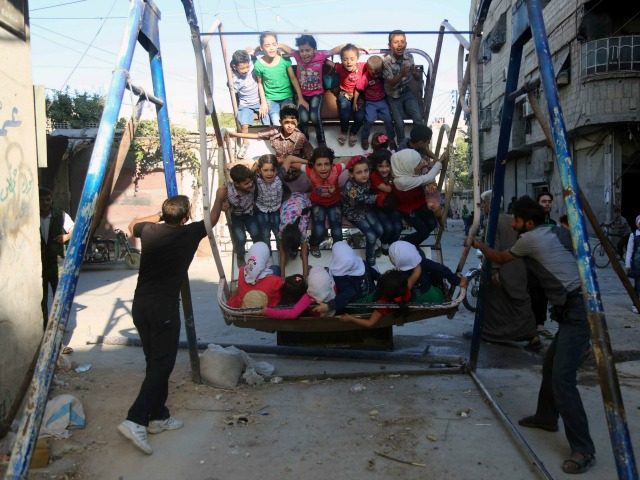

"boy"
[118,195,212,455]
[226,105,313,164]
[383,30,425,144]
[473,196,596,474]
[210,164,260,265]
[230,49,268,159]
[625,214,640,313]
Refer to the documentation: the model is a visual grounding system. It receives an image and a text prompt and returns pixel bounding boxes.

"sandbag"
[200,344,245,389]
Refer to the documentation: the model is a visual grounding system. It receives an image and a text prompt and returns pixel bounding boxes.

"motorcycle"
[84,229,141,269]
[463,249,482,312]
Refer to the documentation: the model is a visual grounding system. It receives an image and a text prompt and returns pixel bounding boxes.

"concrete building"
[0,1,45,435]
[470,0,640,225]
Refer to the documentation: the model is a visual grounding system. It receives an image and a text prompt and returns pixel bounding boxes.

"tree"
[46,89,104,128]
[449,135,472,191]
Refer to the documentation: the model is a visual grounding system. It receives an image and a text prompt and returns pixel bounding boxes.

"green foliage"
[46,89,104,128]
[206,112,237,128]
[128,119,200,188]
[450,135,472,191]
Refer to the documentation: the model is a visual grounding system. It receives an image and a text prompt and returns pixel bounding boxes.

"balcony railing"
[581,35,640,77]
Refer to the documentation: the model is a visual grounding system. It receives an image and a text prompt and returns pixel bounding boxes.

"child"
[278,191,312,278]
[279,35,344,147]
[279,274,308,305]
[371,132,391,153]
[226,105,313,164]
[388,240,466,303]
[383,30,425,144]
[313,241,378,315]
[210,164,260,265]
[253,31,306,126]
[262,266,335,319]
[369,149,403,252]
[625,214,640,314]
[227,242,283,308]
[333,44,366,147]
[303,146,347,257]
[230,49,267,159]
[255,154,283,247]
[341,155,383,266]
[402,124,439,162]
[354,55,395,150]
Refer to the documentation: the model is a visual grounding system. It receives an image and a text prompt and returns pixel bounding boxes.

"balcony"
[581,35,640,77]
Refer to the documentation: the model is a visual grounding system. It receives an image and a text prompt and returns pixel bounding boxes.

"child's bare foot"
[348,134,358,147]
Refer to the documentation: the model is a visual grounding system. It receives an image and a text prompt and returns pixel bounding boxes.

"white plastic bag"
[200,344,245,389]
[41,394,86,438]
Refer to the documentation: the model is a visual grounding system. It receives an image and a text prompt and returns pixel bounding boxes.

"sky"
[29,0,473,129]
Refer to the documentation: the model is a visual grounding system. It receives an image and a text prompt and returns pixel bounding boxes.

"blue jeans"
[351,211,384,266]
[266,97,293,126]
[388,90,424,142]
[298,94,325,143]
[361,100,395,142]
[337,93,365,135]
[376,210,403,245]
[533,295,595,455]
[310,203,343,247]
[401,206,437,246]
[230,213,260,257]
[256,211,280,247]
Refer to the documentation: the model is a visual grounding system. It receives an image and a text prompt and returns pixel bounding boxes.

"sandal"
[62,346,73,355]
[537,327,554,339]
[309,246,321,258]
[348,134,358,147]
[337,133,347,145]
[562,453,595,474]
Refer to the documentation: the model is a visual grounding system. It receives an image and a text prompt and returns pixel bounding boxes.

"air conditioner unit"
[522,99,534,118]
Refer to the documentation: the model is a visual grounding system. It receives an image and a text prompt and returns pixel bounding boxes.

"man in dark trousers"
[118,195,210,454]
[472,196,595,474]
[40,187,74,329]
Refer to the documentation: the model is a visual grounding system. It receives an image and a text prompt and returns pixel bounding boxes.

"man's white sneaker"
[632,306,639,314]
[117,420,152,454]
[147,416,184,434]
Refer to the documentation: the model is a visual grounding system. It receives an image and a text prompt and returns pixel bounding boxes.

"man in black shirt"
[118,195,209,454]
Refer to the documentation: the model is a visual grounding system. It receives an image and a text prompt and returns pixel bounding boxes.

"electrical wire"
[31,0,87,12]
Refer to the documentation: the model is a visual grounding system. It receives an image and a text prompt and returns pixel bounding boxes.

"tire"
[125,252,141,269]
[463,270,481,312]
[592,242,610,268]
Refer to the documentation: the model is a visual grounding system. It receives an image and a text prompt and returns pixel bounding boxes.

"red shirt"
[375,288,412,316]
[356,70,386,102]
[335,62,366,95]
[370,170,392,208]
[227,266,283,308]
[393,185,427,213]
[306,163,344,207]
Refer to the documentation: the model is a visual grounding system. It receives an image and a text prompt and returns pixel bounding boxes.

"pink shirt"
[356,70,386,102]
[263,293,314,319]
[292,50,331,97]
[335,62,366,96]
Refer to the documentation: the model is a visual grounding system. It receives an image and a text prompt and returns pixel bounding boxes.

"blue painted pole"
[4,1,145,478]
[469,36,524,370]
[149,49,177,196]
[527,0,638,478]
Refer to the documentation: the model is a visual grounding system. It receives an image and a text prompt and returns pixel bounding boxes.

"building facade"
[471,0,640,225]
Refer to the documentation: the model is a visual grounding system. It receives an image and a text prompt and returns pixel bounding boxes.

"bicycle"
[592,223,626,269]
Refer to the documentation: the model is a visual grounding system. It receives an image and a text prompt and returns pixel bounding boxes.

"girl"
[278,191,311,278]
[369,149,403,253]
[341,155,383,266]
[279,35,344,146]
[227,242,284,308]
[253,32,306,126]
[371,132,391,153]
[353,55,395,151]
[391,149,442,247]
[333,44,366,146]
[262,266,335,319]
[255,154,283,247]
[303,146,346,257]
[312,241,378,315]
[210,164,260,266]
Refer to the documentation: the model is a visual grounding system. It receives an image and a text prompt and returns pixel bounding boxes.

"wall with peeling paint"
[0,18,43,432]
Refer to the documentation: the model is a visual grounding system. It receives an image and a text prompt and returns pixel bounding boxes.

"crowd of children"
[211,29,465,323]
[228,29,426,152]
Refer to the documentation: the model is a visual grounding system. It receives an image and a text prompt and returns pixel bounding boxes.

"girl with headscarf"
[312,241,378,315]
[391,149,442,246]
[262,266,336,319]
[227,242,284,308]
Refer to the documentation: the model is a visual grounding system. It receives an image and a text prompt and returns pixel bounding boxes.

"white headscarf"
[243,242,273,284]
[307,267,336,303]
[636,215,640,227]
[391,149,442,191]
[389,240,422,271]
[329,241,366,277]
